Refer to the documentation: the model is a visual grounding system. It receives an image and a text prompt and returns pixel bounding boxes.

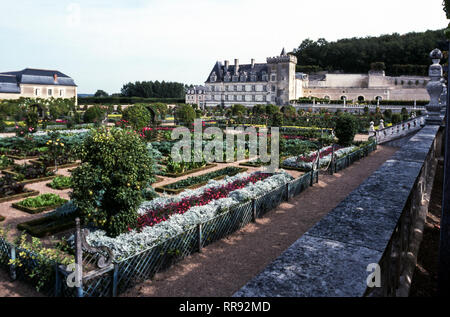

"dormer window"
[232,75,238,82]
[210,72,217,82]
[224,73,231,82]
[250,74,257,82]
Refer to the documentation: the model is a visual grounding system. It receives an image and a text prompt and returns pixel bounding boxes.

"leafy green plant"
[47,176,72,190]
[71,127,154,237]
[16,193,67,209]
[0,155,13,169]
[0,174,25,198]
[334,114,358,146]
[83,105,105,124]
[122,104,153,130]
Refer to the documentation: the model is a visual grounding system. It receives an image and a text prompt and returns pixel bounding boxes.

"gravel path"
[122,145,398,297]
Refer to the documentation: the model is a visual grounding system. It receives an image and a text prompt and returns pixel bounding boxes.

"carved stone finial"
[369,121,375,132]
[379,119,385,130]
[426,48,445,125]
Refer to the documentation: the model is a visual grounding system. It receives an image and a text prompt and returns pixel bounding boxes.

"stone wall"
[234,125,441,297]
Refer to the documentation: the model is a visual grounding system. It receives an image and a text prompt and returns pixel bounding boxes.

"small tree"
[401,107,409,121]
[334,113,358,146]
[175,104,196,125]
[271,111,284,127]
[94,90,109,97]
[122,104,152,130]
[71,128,154,237]
[391,113,402,124]
[83,105,105,124]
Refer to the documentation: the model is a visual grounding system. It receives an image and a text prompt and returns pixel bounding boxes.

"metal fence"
[331,141,377,174]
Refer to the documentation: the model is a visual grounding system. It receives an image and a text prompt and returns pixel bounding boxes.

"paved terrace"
[235,125,440,297]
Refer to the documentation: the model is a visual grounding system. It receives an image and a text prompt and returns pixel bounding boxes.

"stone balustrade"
[234,125,441,297]
[370,116,426,144]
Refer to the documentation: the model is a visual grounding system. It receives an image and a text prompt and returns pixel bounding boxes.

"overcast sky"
[0,0,447,94]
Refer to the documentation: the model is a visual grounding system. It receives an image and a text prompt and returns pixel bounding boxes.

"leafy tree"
[121,81,186,98]
[335,114,358,146]
[231,104,247,116]
[175,104,196,125]
[71,128,154,237]
[94,90,109,97]
[391,113,402,124]
[83,105,105,124]
[122,104,153,130]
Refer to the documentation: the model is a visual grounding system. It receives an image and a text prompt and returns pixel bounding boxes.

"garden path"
[122,145,398,297]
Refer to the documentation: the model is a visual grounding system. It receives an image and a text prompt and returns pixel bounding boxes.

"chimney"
[251,58,255,69]
[234,59,239,74]
[224,60,229,72]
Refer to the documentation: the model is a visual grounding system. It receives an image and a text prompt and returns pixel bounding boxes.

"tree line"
[292,29,448,76]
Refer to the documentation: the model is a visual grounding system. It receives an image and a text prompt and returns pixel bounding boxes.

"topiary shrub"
[71,127,154,237]
[83,105,105,124]
[122,104,152,131]
[391,113,402,124]
[334,113,358,146]
[175,104,196,125]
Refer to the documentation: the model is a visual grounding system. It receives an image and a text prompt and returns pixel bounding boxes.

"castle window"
[252,85,256,92]
[35,88,41,96]
[48,89,53,96]
[211,86,215,92]
[271,75,276,81]
[251,75,257,82]
[271,85,276,92]
[357,96,365,102]
[263,85,267,92]
[232,75,238,82]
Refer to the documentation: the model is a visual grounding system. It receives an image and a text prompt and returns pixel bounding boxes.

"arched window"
[375,96,382,102]
[340,96,347,101]
[358,96,365,102]
[323,96,330,100]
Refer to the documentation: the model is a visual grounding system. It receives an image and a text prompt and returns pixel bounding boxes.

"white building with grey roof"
[0,68,77,104]
[204,49,305,107]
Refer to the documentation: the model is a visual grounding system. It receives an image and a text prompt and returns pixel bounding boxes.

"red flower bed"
[136,173,271,230]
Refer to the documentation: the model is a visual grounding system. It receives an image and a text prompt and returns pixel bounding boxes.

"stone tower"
[266,48,298,105]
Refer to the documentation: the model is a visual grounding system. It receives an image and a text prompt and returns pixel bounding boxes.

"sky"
[0,0,448,94]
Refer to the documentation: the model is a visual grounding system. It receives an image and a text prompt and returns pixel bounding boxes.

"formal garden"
[0,98,419,297]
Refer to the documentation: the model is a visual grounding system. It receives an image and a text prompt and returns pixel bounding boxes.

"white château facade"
[204,49,305,107]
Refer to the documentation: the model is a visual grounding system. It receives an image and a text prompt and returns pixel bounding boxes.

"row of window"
[209,85,276,92]
[34,88,65,97]
[209,95,273,102]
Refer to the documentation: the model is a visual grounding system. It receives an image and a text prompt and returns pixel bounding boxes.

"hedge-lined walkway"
[122,145,399,297]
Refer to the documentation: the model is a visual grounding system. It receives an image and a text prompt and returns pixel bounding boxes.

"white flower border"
[87,171,294,259]
[282,145,357,170]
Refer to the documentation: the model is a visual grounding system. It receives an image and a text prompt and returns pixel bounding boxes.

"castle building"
[203,49,430,108]
[0,68,77,103]
[185,85,207,109]
[204,49,305,107]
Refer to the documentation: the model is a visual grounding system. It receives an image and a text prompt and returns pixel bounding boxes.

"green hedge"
[78,97,184,105]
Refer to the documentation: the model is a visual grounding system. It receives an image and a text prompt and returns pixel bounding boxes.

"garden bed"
[17,213,77,237]
[156,167,247,194]
[157,164,217,178]
[2,169,57,185]
[46,176,72,190]
[0,189,40,203]
[12,194,68,214]
[28,159,80,171]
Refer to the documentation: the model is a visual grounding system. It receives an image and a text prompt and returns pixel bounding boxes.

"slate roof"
[0,68,77,91]
[0,74,20,93]
[205,61,269,83]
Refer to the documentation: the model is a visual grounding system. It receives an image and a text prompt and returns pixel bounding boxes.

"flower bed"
[156,167,247,195]
[12,193,68,214]
[87,171,293,259]
[282,145,357,171]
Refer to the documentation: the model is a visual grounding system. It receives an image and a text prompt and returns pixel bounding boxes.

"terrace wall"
[235,125,441,297]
